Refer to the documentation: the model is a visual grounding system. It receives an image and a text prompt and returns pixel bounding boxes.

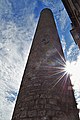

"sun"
[64,61,78,78]
[65,61,74,75]
[64,61,77,85]
[64,60,79,85]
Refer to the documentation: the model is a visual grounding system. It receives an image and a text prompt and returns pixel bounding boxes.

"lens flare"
[65,61,76,76]
[65,61,72,75]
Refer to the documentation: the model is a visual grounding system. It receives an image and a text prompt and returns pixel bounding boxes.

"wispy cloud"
[61,35,66,52]
[0,0,37,120]
[67,41,79,61]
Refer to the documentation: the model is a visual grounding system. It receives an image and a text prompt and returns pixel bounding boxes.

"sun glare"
[65,60,80,88]
[65,61,75,75]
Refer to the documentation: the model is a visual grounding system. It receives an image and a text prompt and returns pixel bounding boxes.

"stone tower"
[11,8,79,120]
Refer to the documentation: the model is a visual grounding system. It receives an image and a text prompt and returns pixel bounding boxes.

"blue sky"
[0,0,80,120]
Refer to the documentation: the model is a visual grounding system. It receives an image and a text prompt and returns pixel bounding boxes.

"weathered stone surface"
[45,104,52,109]
[49,99,57,105]
[46,110,55,116]
[34,104,44,109]
[36,99,46,105]
[22,119,32,120]
[28,110,37,117]
[38,110,46,116]
[20,111,26,118]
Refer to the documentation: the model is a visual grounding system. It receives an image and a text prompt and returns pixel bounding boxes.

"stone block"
[33,94,40,99]
[28,101,35,107]
[24,96,33,102]
[45,104,51,109]
[34,104,44,109]
[38,110,46,116]
[40,94,46,98]
[20,111,26,118]
[49,99,57,105]
[46,110,55,116]
[28,110,37,117]
[18,118,31,120]
[36,99,46,105]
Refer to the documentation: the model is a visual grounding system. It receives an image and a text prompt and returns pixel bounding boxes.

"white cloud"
[61,35,66,52]
[67,41,79,61]
[0,21,30,120]
[59,8,69,30]
[0,0,12,20]
[0,0,37,120]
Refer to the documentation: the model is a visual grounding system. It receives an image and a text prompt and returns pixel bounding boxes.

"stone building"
[62,0,80,48]
[11,8,79,120]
